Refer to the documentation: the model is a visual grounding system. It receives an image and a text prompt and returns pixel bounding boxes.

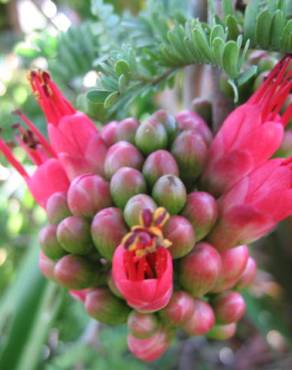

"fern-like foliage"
[87,0,292,116]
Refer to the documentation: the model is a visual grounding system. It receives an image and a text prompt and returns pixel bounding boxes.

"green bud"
[85,288,130,325]
[151,110,178,143]
[207,323,237,340]
[171,130,208,185]
[164,216,196,258]
[39,224,66,260]
[91,207,128,260]
[124,194,157,227]
[135,120,167,155]
[116,117,139,144]
[110,167,147,209]
[54,255,99,289]
[46,192,71,224]
[104,141,144,180]
[57,216,92,255]
[152,175,186,215]
[142,150,179,188]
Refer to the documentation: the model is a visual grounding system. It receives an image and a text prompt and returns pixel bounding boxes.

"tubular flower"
[202,56,292,196]
[209,158,292,250]
[112,208,173,312]
[29,71,108,180]
[0,123,69,207]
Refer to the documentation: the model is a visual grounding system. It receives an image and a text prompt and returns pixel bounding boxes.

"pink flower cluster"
[0,56,292,362]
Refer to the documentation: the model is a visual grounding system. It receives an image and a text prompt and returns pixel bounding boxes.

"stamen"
[0,139,29,179]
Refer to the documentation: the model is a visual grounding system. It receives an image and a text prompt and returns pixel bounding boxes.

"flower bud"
[85,288,130,325]
[107,272,123,298]
[152,175,186,215]
[128,311,159,339]
[116,117,139,143]
[160,291,194,326]
[191,98,212,127]
[164,216,196,258]
[182,192,218,241]
[175,110,212,145]
[67,174,112,218]
[142,150,179,188]
[183,299,215,336]
[104,141,144,179]
[38,251,56,280]
[179,242,221,297]
[212,291,246,324]
[124,194,157,227]
[54,255,98,289]
[207,323,237,340]
[69,288,90,302]
[212,245,249,293]
[171,130,208,185]
[110,167,147,209]
[101,121,118,146]
[128,328,171,362]
[46,192,71,224]
[152,110,178,143]
[236,257,257,290]
[135,120,168,155]
[57,216,92,255]
[39,224,66,260]
[91,207,128,259]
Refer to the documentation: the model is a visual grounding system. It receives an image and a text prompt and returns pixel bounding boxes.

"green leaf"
[244,0,261,42]
[222,40,240,79]
[211,37,225,67]
[255,10,273,48]
[270,10,286,49]
[237,65,258,86]
[222,0,234,18]
[280,19,292,52]
[104,91,120,108]
[87,89,111,104]
[226,15,241,40]
[114,59,130,76]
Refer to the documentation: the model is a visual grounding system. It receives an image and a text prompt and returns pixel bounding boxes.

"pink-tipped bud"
[110,167,147,209]
[69,288,90,302]
[135,119,168,155]
[124,194,157,227]
[101,121,118,146]
[212,291,246,324]
[236,257,257,289]
[91,207,128,259]
[171,130,208,185]
[107,272,123,298]
[182,192,218,241]
[212,245,249,293]
[183,299,215,336]
[179,242,221,297]
[207,323,237,340]
[85,288,130,325]
[152,110,178,143]
[67,174,112,218]
[164,216,196,258]
[57,216,92,255]
[116,117,139,144]
[128,311,159,338]
[39,224,66,260]
[175,110,212,145]
[104,141,144,179]
[46,192,71,224]
[160,291,194,326]
[152,175,187,215]
[142,150,179,187]
[38,251,56,280]
[128,328,171,362]
[54,255,98,289]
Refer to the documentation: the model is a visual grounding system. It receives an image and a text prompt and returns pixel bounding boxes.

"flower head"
[112,208,173,312]
[202,55,292,196]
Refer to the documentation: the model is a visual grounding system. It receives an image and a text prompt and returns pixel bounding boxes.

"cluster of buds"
[1,56,292,362]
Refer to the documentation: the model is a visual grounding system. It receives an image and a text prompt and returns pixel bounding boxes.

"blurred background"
[0,1,292,369]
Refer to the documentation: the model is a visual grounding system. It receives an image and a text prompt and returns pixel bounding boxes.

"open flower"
[209,158,292,250]
[202,56,292,196]
[29,71,108,180]
[0,123,69,207]
[112,208,173,312]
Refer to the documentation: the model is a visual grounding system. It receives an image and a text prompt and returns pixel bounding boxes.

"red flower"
[0,123,69,207]
[112,208,173,312]
[202,56,292,196]
[209,158,292,250]
[29,71,107,180]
